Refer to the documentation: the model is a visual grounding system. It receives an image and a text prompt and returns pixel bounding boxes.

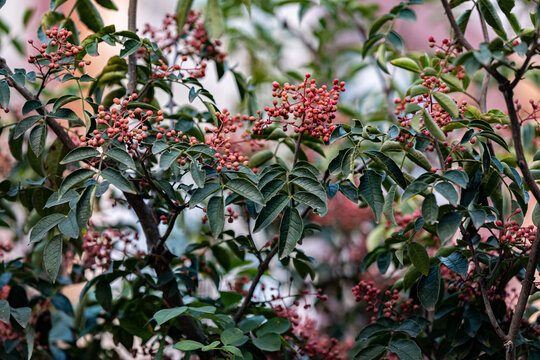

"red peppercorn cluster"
[27,27,90,75]
[81,224,140,272]
[251,74,345,142]
[141,11,226,78]
[272,305,350,359]
[496,216,537,248]
[205,110,251,171]
[428,37,466,79]
[515,98,540,129]
[352,280,418,322]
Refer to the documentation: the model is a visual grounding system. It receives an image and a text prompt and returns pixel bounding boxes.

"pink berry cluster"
[428,37,466,79]
[515,98,540,129]
[352,280,418,322]
[495,211,537,248]
[81,224,140,272]
[206,110,251,171]
[251,74,345,142]
[272,305,350,359]
[27,27,90,74]
[141,11,226,78]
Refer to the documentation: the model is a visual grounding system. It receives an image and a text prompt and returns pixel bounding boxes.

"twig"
[127,0,138,94]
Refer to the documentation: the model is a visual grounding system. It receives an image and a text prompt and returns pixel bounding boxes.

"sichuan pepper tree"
[0,0,540,359]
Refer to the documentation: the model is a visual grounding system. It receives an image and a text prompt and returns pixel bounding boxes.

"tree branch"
[127,0,138,94]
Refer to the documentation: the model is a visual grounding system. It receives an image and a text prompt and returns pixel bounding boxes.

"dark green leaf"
[207,196,224,237]
[0,80,9,108]
[279,207,303,259]
[383,184,397,225]
[95,0,118,10]
[59,168,95,197]
[43,235,63,282]
[101,168,135,193]
[76,0,104,32]
[29,213,65,243]
[291,177,326,203]
[422,193,438,223]
[10,307,31,328]
[76,184,96,230]
[434,182,458,205]
[221,328,244,345]
[253,194,289,232]
[256,317,290,337]
[437,211,462,241]
[95,280,112,311]
[60,146,100,164]
[0,300,9,323]
[154,307,188,326]
[29,124,47,156]
[14,115,42,139]
[252,333,281,352]
[408,242,430,276]
[191,161,205,188]
[388,339,422,360]
[478,0,506,37]
[22,100,42,115]
[439,251,468,278]
[189,183,221,208]
[358,170,384,221]
[176,0,194,32]
[225,178,264,205]
[106,148,136,169]
[418,266,440,310]
[292,191,327,216]
[175,339,203,351]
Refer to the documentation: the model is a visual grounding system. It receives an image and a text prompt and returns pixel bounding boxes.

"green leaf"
[390,57,420,73]
[249,150,273,168]
[423,109,445,142]
[418,266,440,310]
[175,339,204,351]
[440,251,468,278]
[221,328,244,346]
[225,178,264,205]
[189,183,221,208]
[365,151,407,189]
[60,146,100,164]
[383,184,397,225]
[358,170,384,221]
[207,0,224,37]
[10,307,31,328]
[95,280,112,311]
[160,148,181,169]
[119,39,141,58]
[191,161,205,188]
[59,168,95,197]
[176,0,194,32]
[76,184,96,230]
[408,242,430,276]
[432,92,459,118]
[29,213,65,243]
[101,168,135,193]
[29,124,47,156]
[76,0,104,32]
[291,177,326,203]
[422,193,438,223]
[202,340,220,351]
[292,191,327,216]
[443,170,469,188]
[0,300,10,323]
[388,339,422,360]
[95,0,118,10]
[437,211,462,241]
[44,235,63,282]
[434,182,458,205]
[207,196,224,237]
[279,207,303,259]
[154,306,188,326]
[59,211,78,238]
[252,333,281,352]
[14,115,42,139]
[106,148,136,169]
[0,79,9,109]
[22,99,42,115]
[355,345,386,360]
[456,9,473,35]
[478,0,506,37]
[256,317,290,337]
[261,179,285,201]
[253,194,289,232]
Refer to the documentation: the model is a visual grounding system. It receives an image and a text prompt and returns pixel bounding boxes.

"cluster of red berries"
[273,305,349,359]
[206,110,250,171]
[201,206,240,225]
[352,280,418,322]
[27,27,90,74]
[428,37,466,79]
[141,11,226,77]
[82,225,140,272]
[251,74,345,142]
[515,98,540,129]
[496,212,537,247]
